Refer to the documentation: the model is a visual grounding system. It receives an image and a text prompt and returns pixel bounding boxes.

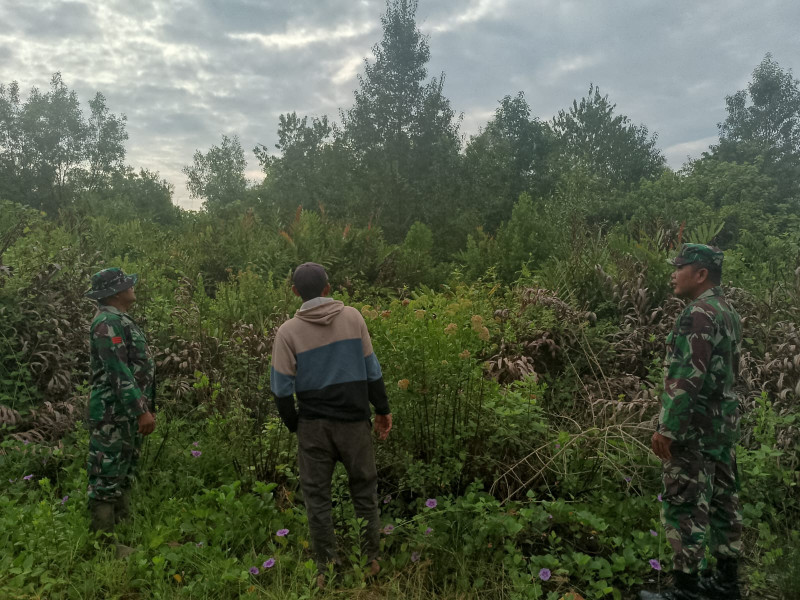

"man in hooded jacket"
[270,262,392,584]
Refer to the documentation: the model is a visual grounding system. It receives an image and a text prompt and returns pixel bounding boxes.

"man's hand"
[651,431,672,461]
[138,411,156,436]
[374,413,392,441]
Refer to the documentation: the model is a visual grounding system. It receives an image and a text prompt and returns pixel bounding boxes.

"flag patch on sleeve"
[111,336,123,344]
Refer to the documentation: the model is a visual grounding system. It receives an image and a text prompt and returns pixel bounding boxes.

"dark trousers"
[297,419,381,572]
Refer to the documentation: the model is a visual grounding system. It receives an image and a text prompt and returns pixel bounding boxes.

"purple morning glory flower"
[554,443,561,449]
[383,524,395,534]
[547,514,553,520]
[539,568,551,581]
[424,527,432,536]
[276,528,289,537]
[263,558,275,569]
[624,476,632,483]
[657,494,663,502]
[249,566,259,575]
[650,529,658,537]
[8,479,15,483]
[425,498,437,509]
[61,495,69,505]
[193,441,199,447]
[191,450,202,457]
[23,474,33,480]
[411,551,420,562]
[649,559,662,571]
[383,494,391,504]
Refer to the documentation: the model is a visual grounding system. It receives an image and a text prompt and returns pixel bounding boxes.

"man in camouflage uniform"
[641,244,743,600]
[85,268,156,544]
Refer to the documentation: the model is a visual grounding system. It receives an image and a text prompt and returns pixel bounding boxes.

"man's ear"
[694,266,709,284]
[322,283,331,297]
[291,285,301,298]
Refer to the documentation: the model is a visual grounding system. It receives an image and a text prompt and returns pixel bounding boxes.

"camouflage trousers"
[661,445,742,574]
[87,418,142,502]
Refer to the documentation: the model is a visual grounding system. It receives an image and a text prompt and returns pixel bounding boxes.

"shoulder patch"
[111,336,123,345]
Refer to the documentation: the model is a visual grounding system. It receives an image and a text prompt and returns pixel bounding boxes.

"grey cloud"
[0,44,13,65]
[105,0,161,21]
[141,111,212,138]
[424,0,800,170]
[2,0,98,39]
[160,0,381,47]
[2,0,800,203]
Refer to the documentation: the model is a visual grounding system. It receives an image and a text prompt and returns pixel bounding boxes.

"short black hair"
[293,262,328,301]
[692,263,722,285]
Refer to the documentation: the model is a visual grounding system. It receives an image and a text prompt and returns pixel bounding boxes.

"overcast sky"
[2,0,798,209]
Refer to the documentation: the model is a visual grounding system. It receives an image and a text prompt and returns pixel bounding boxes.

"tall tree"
[0,81,25,204]
[84,92,128,191]
[341,0,461,242]
[719,54,800,156]
[254,112,355,223]
[551,84,665,190]
[79,168,178,225]
[183,134,248,212]
[463,93,553,232]
[713,54,800,207]
[0,73,128,214]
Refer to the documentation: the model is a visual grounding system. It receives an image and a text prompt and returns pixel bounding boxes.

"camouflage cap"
[668,243,724,270]
[85,268,138,300]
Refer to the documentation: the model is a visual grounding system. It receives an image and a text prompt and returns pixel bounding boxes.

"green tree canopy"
[254,113,355,223]
[0,73,128,214]
[77,168,179,225]
[713,54,800,207]
[183,134,248,212]
[341,0,461,242]
[551,84,665,190]
[463,93,554,231]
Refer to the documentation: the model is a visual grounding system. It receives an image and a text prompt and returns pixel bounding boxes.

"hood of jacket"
[294,299,345,325]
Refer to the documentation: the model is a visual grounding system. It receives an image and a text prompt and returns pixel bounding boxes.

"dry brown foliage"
[485,267,800,497]
[1,251,97,442]
[486,287,596,384]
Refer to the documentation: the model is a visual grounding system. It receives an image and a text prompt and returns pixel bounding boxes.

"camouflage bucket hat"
[668,243,724,270]
[85,268,138,300]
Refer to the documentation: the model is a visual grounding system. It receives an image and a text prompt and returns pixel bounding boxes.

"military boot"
[89,499,116,535]
[90,499,136,558]
[639,571,708,600]
[114,489,131,524]
[698,558,741,599]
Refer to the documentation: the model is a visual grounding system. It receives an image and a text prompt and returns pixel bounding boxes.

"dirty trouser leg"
[707,447,742,560]
[297,419,338,572]
[661,445,714,574]
[334,420,380,562]
[87,418,139,503]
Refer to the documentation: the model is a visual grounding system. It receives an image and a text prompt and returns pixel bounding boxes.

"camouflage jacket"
[88,305,155,421]
[658,287,742,455]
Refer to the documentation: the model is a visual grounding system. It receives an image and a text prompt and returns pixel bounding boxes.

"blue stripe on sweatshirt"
[294,338,368,393]
[270,366,296,397]
[365,352,382,381]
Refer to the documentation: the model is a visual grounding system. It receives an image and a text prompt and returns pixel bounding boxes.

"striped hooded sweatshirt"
[269,298,390,432]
